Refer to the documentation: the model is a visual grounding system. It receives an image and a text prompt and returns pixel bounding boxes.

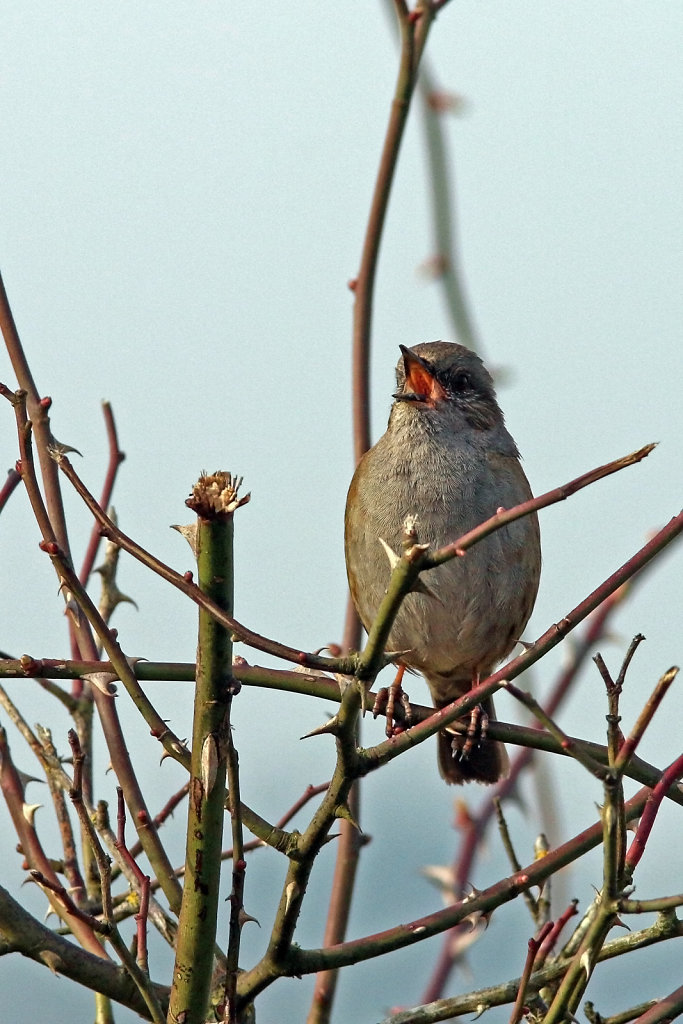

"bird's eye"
[451,371,472,392]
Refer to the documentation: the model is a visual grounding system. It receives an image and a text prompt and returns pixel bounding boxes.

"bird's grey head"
[392,341,505,434]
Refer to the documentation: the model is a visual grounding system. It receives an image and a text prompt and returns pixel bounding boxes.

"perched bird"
[345,342,541,783]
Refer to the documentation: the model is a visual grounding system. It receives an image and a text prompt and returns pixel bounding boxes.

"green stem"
[169,512,235,1024]
[223,703,246,1023]
[237,684,362,1009]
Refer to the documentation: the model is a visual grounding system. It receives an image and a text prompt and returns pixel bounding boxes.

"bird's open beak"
[394,345,448,406]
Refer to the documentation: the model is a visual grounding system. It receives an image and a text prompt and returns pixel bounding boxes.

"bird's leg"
[372,663,411,737]
[461,705,489,759]
[457,671,489,760]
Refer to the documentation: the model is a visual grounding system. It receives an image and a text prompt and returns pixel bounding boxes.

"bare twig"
[114,789,152,974]
[614,667,679,777]
[0,725,107,957]
[502,679,608,779]
[361,508,683,777]
[624,752,683,878]
[428,445,656,568]
[0,466,21,512]
[78,402,126,587]
[284,784,662,979]
[494,797,539,920]
[632,987,683,1024]
[0,272,70,552]
[509,921,553,1024]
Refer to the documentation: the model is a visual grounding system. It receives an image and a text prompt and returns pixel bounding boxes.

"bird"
[344,341,541,784]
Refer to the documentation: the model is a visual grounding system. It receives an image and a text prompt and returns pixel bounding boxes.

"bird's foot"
[462,703,489,759]
[372,664,412,737]
[447,703,489,762]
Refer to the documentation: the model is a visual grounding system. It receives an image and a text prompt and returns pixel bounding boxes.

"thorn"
[46,437,83,460]
[385,649,412,661]
[378,535,440,600]
[359,679,368,716]
[39,950,62,975]
[379,537,400,570]
[92,566,139,611]
[82,672,118,696]
[460,909,485,932]
[315,642,342,658]
[16,770,44,789]
[461,884,483,903]
[334,804,362,832]
[22,803,43,825]
[171,523,198,557]
[284,881,299,913]
[238,908,261,929]
[201,735,219,794]
[300,715,340,740]
[335,674,352,695]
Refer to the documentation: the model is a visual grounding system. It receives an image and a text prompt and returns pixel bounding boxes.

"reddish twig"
[534,901,580,968]
[614,667,679,776]
[308,781,365,1023]
[67,733,165,1020]
[114,787,151,973]
[29,869,109,932]
[420,585,645,1004]
[632,985,683,1024]
[78,401,126,587]
[351,2,416,464]
[0,725,108,957]
[375,507,683,780]
[502,679,608,779]
[289,784,658,976]
[121,782,190,868]
[624,752,683,878]
[153,781,190,829]
[0,274,70,552]
[509,921,554,1024]
[428,445,656,568]
[0,466,21,512]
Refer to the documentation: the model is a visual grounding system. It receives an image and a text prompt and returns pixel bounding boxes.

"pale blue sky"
[1,4,681,1021]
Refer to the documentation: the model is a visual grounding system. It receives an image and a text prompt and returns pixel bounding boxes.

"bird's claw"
[372,665,412,737]
[448,703,489,761]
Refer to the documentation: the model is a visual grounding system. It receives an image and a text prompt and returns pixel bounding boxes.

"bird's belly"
[345,439,540,684]
[348,500,537,681]
[387,548,529,677]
